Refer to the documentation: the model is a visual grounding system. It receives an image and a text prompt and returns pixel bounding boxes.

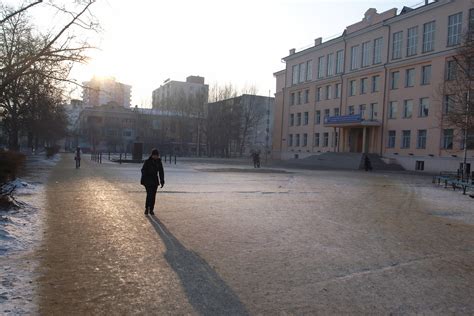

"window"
[290,114,294,126]
[289,134,293,146]
[361,41,371,67]
[415,161,425,171]
[327,53,334,76]
[316,87,322,101]
[401,130,411,148]
[350,45,360,70]
[292,65,298,85]
[295,134,300,147]
[421,65,431,85]
[388,130,396,148]
[403,99,413,118]
[318,56,325,78]
[407,26,418,56]
[304,112,309,125]
[290,93,295,105]
[297,91,301,105]
[314,133,320,147]
[419,98,429,117]
[348,105,355,115]
[461,129,474,150]
[406,68,415,87]
[335,83,341,98]
[371,75,380,93]
[299,62,306,83]
[324,109,330,121]
[359,104,366,117]
[306,60,313,81]
[447,12,463,46]
[303,133,308,147]
[417,130,427,149]
[369,103,377,120]
[334,108,340,116]
[373,38,383,64]
[388,101,397,119]
[390,71,399,90]
[315,111,321,124]
[360,78,368,94]
[422,21,435,53]
[392,31,403,59]
[446,60,457,80]
[336,50,344,74]
[442,129,453,149]
[304,89,310,103]
[326,85,332,100]
[349,80,356,96]
[323,133,329,147]
[296,113,302,125]
[444,95,455,114]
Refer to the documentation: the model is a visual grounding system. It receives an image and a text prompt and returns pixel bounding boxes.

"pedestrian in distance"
[74,146,81,169]
[141,148,165,215]
[364,154,372,171]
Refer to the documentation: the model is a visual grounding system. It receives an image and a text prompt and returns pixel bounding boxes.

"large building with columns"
[273,0,474,172]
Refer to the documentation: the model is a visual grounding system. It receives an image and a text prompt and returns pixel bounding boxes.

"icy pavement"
[0,154,59,315]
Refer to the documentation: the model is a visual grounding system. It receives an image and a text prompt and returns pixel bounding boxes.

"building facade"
[82,76,132,108]
[273,0,474,172]
[152,75,209,110]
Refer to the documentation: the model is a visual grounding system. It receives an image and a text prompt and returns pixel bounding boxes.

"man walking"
[140,149,165,215]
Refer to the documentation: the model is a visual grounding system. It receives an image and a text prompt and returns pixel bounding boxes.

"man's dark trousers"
[145,185,158,211]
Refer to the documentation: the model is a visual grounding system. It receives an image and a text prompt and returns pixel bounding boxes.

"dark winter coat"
[141,157,164,187]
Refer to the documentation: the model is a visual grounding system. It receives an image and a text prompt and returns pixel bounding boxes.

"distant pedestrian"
[364,154,372,171]
[140,148,165,215]
[252,152,261,168]
[74,147,81,169]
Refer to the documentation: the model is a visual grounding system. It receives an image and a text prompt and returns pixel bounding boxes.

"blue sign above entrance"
[324,114,363,124]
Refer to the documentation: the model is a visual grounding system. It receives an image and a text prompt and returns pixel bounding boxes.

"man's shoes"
[149,210,155,215]
[144,208,149,215]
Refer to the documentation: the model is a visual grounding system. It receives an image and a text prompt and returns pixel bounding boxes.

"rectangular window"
[304,112,309,125]
[406,68,415,87]
[306,60,313,81]
[443,129,453,149]
[359,104,366,118]
[296,113,301,125]
[373,37,383,64]
[290,93,295,105]
[318,56,325,78]
[407,26,418,56]
[401,130,411,149]
[314,133,320,147]
[388,130,396,148]
[444,95,455,114]
[371,75,380,93]
[289,134,293,146]
[350,45,360,70]
[419,97,429,117]
[388,101,397,119]
[316,87,322,101]
[297,91,302,105]
[369,103,377,120]
[417,129,427,149]
[290,114,294,126]
[315,111,321,124]
[299,63,306,83]
[392,31,403,60]
[461,129,474,150]
[403,99,413,118]
[334,108,340,116]
[327,53,334,76]
[448,12,463,46]
[304,89,310,103]
[324,85,331,100]
[421,65,431,85]
[295,134,300,147]
[336,50,344,74]
[292,65,298,85]
[335,83,341,98]
[422,21,435,53]
[324,109,330,121]
[360,78,368,94]
[361,41,371,67]
[348,105,355,115]
[349,80,356,96]
[323,133,329,147]
[303,133,308,147]
[415,161,425,171]
[390,71,399,90]
[446,60,457,80]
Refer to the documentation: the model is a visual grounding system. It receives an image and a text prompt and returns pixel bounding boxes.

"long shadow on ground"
[147,215,248,316]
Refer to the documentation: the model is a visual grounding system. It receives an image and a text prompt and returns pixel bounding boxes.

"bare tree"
[239,86,264,156]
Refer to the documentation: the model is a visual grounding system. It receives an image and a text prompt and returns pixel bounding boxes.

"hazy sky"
[18,0,423,106]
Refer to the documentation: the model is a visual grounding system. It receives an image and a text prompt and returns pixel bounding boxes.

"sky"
[13,0,426,107]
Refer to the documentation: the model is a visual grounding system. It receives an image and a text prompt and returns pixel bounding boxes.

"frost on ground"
[0,154,59,315]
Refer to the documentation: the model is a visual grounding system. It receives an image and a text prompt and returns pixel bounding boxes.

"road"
[37,154,474,314]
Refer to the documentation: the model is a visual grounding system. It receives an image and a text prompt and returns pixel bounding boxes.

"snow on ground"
[0,154,59,315]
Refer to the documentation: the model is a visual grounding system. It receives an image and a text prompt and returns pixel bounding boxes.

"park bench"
[446,178,474,195]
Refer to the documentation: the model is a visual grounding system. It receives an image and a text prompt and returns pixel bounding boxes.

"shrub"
[45,145,60,157]
[0,150,26,184]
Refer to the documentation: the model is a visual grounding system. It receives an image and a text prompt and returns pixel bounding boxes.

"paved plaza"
[37,154,474,314]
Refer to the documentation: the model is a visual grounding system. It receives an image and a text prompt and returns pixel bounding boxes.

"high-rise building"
[82,76,132,108]
[152,76,209,110]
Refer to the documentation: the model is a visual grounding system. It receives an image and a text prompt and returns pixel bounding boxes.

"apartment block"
[82,76,132,108]
[273,0,474,172]
[152,76,209,110]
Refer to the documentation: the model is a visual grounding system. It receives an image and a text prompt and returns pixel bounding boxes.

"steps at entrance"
[365,154,405,171]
